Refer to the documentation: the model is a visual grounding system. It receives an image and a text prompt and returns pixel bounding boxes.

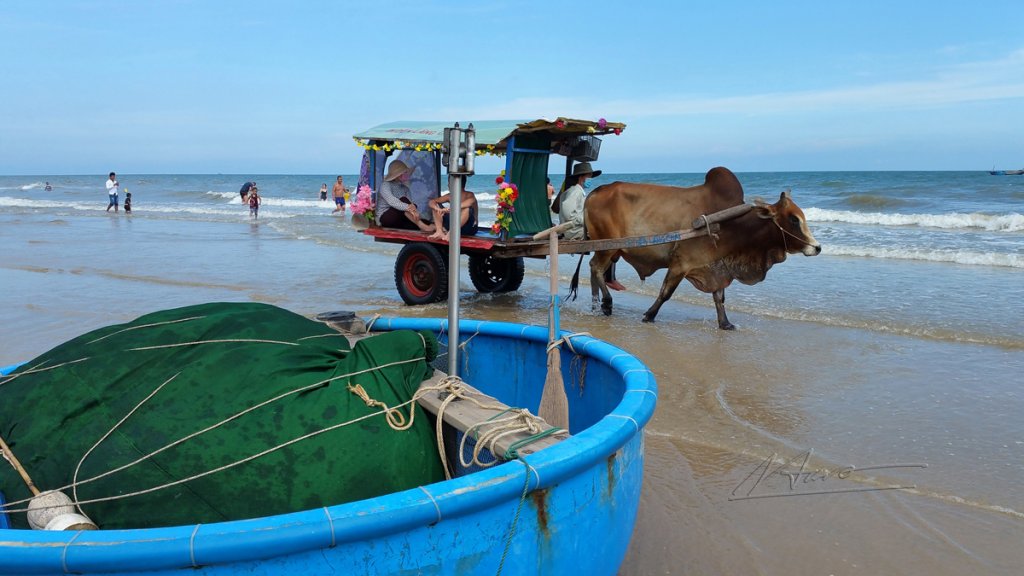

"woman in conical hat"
[557,162,625,291]
[377,160,435,232]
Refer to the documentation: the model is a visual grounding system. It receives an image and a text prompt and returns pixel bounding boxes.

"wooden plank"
[691,203,753,229]
[362,227,498,251]
[363,203,750,259]
[318,326,568,459]
[496,225,719,257]
[416,370,569,459]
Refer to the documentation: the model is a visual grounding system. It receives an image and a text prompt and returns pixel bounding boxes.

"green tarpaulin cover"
[0,303,445,529]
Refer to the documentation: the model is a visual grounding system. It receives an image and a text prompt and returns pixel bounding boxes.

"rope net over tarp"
[0,302,445,529]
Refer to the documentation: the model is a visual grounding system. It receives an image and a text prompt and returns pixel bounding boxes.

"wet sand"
[1,213,1022,575]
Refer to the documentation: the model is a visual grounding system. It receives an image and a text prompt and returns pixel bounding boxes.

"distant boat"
[989,168,1024,175]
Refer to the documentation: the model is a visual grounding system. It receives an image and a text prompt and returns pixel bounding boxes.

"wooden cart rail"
[363,203,753,258]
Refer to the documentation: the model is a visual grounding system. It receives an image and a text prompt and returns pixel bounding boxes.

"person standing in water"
[248,186,261,219]
[105,172,119,212]
[557,162,625,291]
[332,176,347,213]
[319,183,328,201]
[239,181,256,202]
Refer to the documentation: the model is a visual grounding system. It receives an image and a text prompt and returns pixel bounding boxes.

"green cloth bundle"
[0,302,444,529]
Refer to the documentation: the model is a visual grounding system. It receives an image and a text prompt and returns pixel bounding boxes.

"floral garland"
[491,170,518,235]
[350,184,376,224]
[352,139,505,156]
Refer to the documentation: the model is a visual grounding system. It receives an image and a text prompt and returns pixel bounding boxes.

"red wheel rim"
[402,253,434,298]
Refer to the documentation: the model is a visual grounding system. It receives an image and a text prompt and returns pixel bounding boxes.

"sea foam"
[825,244,1024,268]
[806,208,1024,232]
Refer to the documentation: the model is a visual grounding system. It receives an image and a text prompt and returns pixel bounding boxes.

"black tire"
[468,254,525,293]
[395,243,449,305]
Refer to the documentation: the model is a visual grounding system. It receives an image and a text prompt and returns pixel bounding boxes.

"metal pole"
[444,123,475,377]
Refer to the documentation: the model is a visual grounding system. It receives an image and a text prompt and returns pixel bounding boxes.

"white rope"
[322,507,336,547]
[129,338,298,351]
[86,316,206,345]
[701,214,718,247]
[424,375,507,480]
[459,409,548,470]
[364,314,382,332]
[418,486,442,524]
[72,372,181,516]
[3,393,433,513]
[62,529,84,573]
[608,413,639,432]
[0,357,90,389]
[296,333,347,341]
[546,331,591,354]
[189,524,201,567]
[0,357,428,513]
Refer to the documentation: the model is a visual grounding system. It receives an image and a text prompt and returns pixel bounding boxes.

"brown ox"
[583,167,821,329]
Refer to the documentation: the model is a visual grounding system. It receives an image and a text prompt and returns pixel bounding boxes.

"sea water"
[1,171,1022,575]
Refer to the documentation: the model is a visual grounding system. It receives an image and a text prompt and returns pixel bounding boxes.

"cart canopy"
[353,118,626,151]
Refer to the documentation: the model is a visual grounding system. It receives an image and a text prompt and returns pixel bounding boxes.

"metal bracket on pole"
[441,123,476,377]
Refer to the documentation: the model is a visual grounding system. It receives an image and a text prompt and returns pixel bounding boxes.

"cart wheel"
[468,255,525,293]
[395,243,449,305]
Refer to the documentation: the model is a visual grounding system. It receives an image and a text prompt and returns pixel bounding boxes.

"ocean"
[1,170,1022,575]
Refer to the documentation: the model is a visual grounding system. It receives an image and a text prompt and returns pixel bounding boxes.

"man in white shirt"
[105,172,119,212]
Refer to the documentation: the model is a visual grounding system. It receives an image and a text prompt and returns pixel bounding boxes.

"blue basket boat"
[0,316,656,575]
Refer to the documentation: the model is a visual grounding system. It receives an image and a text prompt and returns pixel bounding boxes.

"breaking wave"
[825,244,1024,268]
[806,208,1024,232]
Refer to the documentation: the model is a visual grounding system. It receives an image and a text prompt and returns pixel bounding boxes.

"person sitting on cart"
[426,178,478,242]
[377,160,435,233]
[557,162,626,291]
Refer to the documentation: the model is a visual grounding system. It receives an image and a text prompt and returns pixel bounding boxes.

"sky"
[1,0,1022,175]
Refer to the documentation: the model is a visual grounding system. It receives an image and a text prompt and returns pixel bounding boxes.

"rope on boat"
[128,338,299,351]
[461,409,560,468]
[496,458,533,576]
[85,316,206,345]
[72,372,181,517]
[546,331,590,354]
[347,383,413,430]
[0,357,90,389]
[0,355,430,514]
[2,324,567,547]
[368,311,385,330]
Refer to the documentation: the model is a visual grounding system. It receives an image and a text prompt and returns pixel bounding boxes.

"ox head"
[754,190,821,256]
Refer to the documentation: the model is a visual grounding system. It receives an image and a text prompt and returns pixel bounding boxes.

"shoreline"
[2,210,1022,575]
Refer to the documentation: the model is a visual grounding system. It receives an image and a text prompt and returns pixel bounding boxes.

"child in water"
[248,187,261,219]
[124,190,132,213]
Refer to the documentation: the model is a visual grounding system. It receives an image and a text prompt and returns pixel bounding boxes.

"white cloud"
[438,49,1024,121]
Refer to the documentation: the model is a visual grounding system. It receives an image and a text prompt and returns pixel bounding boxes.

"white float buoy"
[27,490,97,531]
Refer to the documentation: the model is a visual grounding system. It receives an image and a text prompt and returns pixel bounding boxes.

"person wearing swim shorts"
[427,183,478,242]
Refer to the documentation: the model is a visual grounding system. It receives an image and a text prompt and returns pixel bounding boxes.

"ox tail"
[567,253,585,301]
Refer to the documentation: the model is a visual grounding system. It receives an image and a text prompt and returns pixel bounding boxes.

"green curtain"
[509,136,552,236]
[0,303,444,529]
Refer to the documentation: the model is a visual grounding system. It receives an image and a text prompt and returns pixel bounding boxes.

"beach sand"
[2,211,1022,575]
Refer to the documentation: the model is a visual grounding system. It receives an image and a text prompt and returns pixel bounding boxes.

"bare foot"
[606,279,626,291]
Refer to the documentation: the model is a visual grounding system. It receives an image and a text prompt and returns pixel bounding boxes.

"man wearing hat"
[558,162,625,291]
[377,160,435,232]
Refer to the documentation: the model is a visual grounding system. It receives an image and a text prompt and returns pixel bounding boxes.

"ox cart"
[353,118,750,304]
